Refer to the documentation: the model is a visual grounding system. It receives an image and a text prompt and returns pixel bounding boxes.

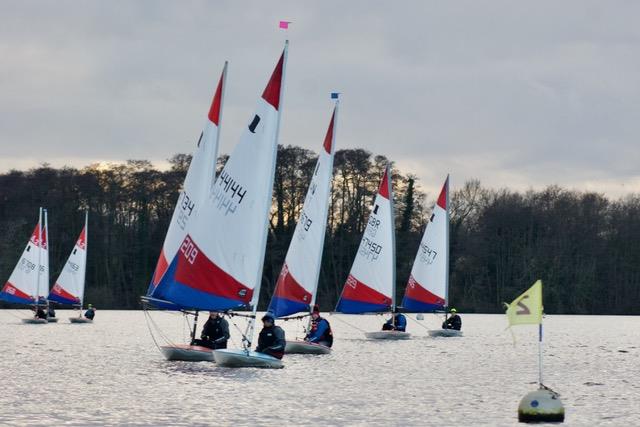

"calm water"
[0,310,638,426]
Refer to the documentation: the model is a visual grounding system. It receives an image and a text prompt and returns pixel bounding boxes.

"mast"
[309,98,338,311]
[191,311,200,344]
[36,207,43,312]
[44,209,49,314]
[444,175,450,322]
[389,165,396,313]
[82,210,88,312]
[245,40,289,350]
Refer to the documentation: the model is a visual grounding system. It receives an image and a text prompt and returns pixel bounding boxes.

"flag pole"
[538,322,543,387]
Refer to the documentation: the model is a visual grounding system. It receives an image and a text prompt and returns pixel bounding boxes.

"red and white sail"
[49,213,88,306]
[267,103,338,317]
[0,209,48,305]
[336,165,396,313]
[148,63,227,291]
[402,176,450,312]
[152,43,288,312]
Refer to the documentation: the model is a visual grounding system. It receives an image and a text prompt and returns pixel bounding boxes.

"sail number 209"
[180,237,198,264]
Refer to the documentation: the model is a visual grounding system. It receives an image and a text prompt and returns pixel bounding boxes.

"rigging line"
[330,314,366,333]
[227,315,249,349]
[144,309,177,347]
[143,309,164,352]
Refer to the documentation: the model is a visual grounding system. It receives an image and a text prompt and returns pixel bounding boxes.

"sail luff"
[37,207,43,307]
[444,175,450,308]
[309,100,338,309]
[82,210,88,309]
[389,165,396,312]
[246,40,289,346]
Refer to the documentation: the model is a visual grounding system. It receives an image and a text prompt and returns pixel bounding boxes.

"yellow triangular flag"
[506,280,543,326]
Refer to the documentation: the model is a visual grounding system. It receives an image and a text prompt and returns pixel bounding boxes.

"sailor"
[84,304,96,320]
[47,305,56,319]
[192,311,230,349]
[382,309,407,332]
[304,305,333,347]
[255,312,286,359]
[34,306,47,320]
[442,308,462,331]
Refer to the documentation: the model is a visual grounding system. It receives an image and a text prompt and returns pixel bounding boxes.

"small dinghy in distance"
[402,176,462,337]
[335,166,410,340]
[48,212,91,324]
[266,101,339,355]
[0,208,50,324]
[142,63,228,362]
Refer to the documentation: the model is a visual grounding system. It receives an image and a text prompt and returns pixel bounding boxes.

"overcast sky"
[1,1,638,198]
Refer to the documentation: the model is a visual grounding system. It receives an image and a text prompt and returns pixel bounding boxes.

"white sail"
[152,43,288,314]
[402,176,450,311]
[49,213,88,306]
[0,209,47,305]
[336,165,396,313]
[268,102,338,317]
[148,63,227,291]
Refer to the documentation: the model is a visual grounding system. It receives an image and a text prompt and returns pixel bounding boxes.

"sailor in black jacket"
[255,312,286,359]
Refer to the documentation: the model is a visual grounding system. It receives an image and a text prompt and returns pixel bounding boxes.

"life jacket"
[310,317,333,346]
[203,317,227,341]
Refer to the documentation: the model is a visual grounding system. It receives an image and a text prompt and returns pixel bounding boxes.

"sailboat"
[48,212,90,323]
[142,63,228,362]
[335,165,410,340]
[266,101,338,355]
[0,208,49,324]
[147,42,288,369]
[401,176,460,337]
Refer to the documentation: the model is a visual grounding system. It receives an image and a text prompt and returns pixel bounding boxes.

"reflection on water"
[1,310,639,426]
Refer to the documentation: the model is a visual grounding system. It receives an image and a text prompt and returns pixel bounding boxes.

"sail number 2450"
[180,236,199,264]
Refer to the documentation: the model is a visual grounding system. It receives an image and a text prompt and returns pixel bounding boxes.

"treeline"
[0,146,639,314]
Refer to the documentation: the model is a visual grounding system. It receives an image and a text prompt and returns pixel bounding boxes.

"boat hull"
[213,349,284,369]
[22,318,48,324]
[428,328,463,337]
[69,317,93,324]
[364,330,411,340]
[47,317,59,323]
[284,340,332,354]
[160,344,214,362]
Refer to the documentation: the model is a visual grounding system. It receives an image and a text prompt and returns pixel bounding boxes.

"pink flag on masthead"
[279,21,291,29]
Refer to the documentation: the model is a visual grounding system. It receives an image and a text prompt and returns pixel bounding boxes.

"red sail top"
[262,51,285,110]
[323,108,336,154]
[436,176,449,209]
[207,65,226,125]
[378,167,390,200]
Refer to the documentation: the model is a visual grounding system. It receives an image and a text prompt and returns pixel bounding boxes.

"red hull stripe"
[437,177,448,209]
[262,51,285,110]
[341,275,391,306]
[174,236,253,304]
[404,275,445,306]
[208,67,225,125]
[323,108,336,154]
[273,263,312,304]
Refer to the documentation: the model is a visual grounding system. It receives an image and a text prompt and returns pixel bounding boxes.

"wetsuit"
[193,316,230,349]
[443,314,462,331]
[305,317,333,347]
[382,313,407,332]
[256,325,286,359]
[47,307,56,318]
[84,308,95,320]
[35,308,47,320]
